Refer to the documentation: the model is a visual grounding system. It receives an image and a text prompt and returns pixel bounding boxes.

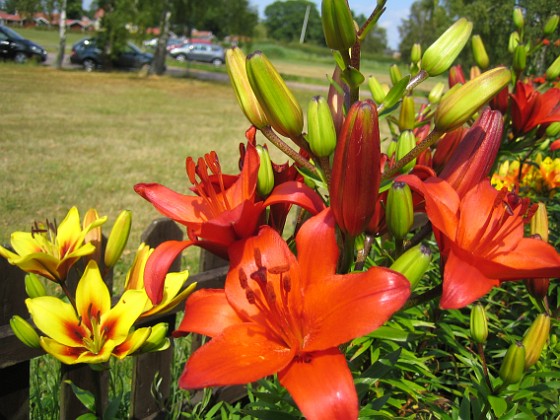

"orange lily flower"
[510,81,560,136]
[0,207,107,282]
[400,176,560,309]
[25,261,150,364]
[174,209,410,419]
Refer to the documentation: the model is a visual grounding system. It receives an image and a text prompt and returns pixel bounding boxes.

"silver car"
[169,43,225,66]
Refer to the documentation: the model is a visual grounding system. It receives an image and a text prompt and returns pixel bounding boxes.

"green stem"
[339,234,356,274]
[405,69,429,95]
[260,126,318,175]
[477,342,494,394]
[403,284,442,310]
[355,234,373,271]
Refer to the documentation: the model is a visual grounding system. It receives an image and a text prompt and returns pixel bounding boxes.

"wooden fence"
[0,218,239,419]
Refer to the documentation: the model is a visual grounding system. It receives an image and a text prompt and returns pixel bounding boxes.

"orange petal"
[179,323,294,388]
[264,181,326,216]
[302,268,410,351]
[278,348,358,420]
[174,289,244,338]
[440,251,498,309]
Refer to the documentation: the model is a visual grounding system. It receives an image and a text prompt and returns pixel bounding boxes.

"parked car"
[0,24,47,63]
[70,38,157,72]
[168,43,225,66]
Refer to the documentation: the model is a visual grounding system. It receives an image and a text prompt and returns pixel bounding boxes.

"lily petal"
[440,251,498,309]
[278,348,358,420]
[264,181,326,216]
[101,289,148,346]
[112,327,152,358]
[303,268,410,351]
[174,289,245,338]
[76,261,111,326]
[40,337,112,365]
[179,323,294,388]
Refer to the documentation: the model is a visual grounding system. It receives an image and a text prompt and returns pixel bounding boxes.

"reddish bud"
[432,126,467,173]
[330,100,381,236]
[448,65,466,88]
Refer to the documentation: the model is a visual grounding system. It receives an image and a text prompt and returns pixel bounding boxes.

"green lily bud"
[321,0,357,52]
[306,96,337,157]
[471,35,489,70]
[544,15,559,36]
[389,64,403,86]
[508,31,520,53]
[411,43,422,63]
[470,303,488,344]
[522,314,550,369]
[395,130,417,173]
[499,342,526,385]
[530,202,549,242]
[10,315,41,349]
[545,54,560,81]
[25,273,46,298]
[255,145,275,196]
[104,209,132,268]
[546,121,560,137]
[139,322,170,353]
[513,8,524,30]
[421,18,473,76]
[386,181,414,241]
[398,96,416,131]
[386,138,398,158]
[513,44,527,73]
[368,75,386,104]
[435,67,511,132]
[428,82,446,104]
[246,51,303,139]
[226,47,268,129]
[390,243,432,290]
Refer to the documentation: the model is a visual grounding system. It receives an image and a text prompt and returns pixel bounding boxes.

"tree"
[65,0,82,19]
[6,0,40,20]
[264,0,324,44]
[201,0,258,40]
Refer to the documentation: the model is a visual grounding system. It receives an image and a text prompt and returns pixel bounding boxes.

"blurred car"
[168,42,225,66]
[70,38,157,72]
[0,24,47,63]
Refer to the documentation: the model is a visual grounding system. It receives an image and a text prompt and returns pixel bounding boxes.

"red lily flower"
[510,81,560,136]
[174,209,410,419]
[135,145,325,303]
[399,176,560,309]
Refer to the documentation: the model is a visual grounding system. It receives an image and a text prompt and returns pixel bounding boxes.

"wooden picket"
[0,218,230,419]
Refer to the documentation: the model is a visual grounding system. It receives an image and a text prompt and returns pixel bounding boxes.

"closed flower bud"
[328,67,346,134]
[499,342,526,385]
[390,64,403,86]
[470,303,488,344]
[306,96,337,157]
[513,8,524,30]
[399,96,416,131]
[368,75,386,104]
[139,322,170,353]
[432,126,467,172]
[321,0,357,51]
[83,208,102,264]
[531,202,549,242]
[10,315,40,349]
[411,43,422,63]
[395,130,417,173]
[256,145,275,197]
[390,243,432,290]
[472,35,490,69]
[386,181,414,240]
[513,44,527,73]
[508,31,520,53]
[246,51,303,139]
[104,210,132,268]
[544,15,559,36]
[522,314,550,369]
[25,273,46,298]
[435,67,511,132]
[546,121,560,137]
[428,82,446,104]
[470,65,481,80]
[421,18,473,77]
[330,99,381,237]
[545,54,560,81]
[448,65,466,88]
[226,47,268,129]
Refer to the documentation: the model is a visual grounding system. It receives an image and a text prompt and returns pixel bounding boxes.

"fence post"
[0,256,29,420]
[130,218,183,419]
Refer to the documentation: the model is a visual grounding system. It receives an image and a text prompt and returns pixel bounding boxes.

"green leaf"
[76,414,97,420]
[380,75,411,113]
[64,380,96,413]
[342,66,365,88]
[369,326,410,342]
[459,394,471,420]
[488,395,508,417]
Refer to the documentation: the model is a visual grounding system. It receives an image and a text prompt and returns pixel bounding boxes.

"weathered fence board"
[0,218,229,419]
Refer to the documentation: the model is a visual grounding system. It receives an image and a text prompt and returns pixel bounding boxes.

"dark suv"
[0,25,47,63]
[168,43,225,66]
[70,38,156,72]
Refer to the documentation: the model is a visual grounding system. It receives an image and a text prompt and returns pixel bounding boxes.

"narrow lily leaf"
[342,66,365,88]
[64,380,96,413]
[332,50,346,71]
[488,396,508,417]
[380,75,411,113]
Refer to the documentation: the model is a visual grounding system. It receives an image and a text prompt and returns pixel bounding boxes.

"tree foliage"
[263,0,324,44]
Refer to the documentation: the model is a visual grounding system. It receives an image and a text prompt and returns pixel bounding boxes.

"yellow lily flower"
[25,261,149,364]
[0,207,107,282]
[125,243,196,318]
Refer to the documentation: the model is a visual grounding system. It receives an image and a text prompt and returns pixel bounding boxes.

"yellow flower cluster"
[491,154,560,197]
